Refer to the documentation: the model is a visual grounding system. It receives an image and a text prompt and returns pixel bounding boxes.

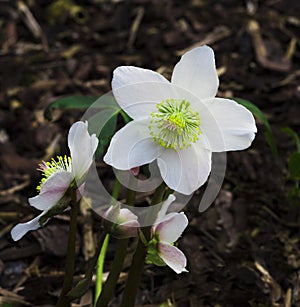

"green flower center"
[149,99,201,150]
[37,155,72,191]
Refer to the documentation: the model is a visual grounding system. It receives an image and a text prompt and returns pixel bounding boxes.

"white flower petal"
[157,143,212,195]
[119,208,139,225]
[158,243,188,274]
[156,212,188,243]
[29,171,73,211]
[112,81,177,120]
[104,119,164,170]
[155,194,176,224]
[112,66,169,90]
[112,66,171,120]
[11,212,44,241]
[68,121,99,180]
[119,213,140,236]
[200,98,257,152]
[171,46,219,100]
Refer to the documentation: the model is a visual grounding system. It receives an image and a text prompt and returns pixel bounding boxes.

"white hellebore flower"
[104,46,257,195]
[104,204,140,238]
[11,121,98,241]
[147,194,188,274]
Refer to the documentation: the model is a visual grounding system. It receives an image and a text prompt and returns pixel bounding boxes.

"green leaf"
[45,96,98,120]
[67,275,92,300]
[288,152,300,180]
[120,110,132,124]
[146,239,166,267]
[89,93,121,110]
[233,98,278,157]
[282,127,300,153]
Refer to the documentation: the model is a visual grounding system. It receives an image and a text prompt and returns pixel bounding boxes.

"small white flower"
[104,204,140,238]
[11,121,98,241]
[147,195,188,274]
[104,46,257,195]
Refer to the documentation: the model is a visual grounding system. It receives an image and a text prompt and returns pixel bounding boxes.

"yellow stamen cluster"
[36,156,72,192]
[149,99,201,150]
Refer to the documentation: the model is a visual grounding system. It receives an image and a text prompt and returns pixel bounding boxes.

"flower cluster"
[11,45,257,276]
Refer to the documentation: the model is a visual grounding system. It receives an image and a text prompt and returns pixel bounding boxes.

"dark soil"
[0,0,300,306]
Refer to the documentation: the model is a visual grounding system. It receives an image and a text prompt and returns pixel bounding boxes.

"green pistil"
[149,99,201,150]
[36,155,72,192]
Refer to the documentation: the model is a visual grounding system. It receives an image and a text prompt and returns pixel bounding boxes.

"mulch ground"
[0,0,300,306]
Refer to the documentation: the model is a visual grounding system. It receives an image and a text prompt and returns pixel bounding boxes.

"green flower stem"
[111,179,121,200]
[96,187,136,307]
[94,233,109,305]
[94,179,121,304]
[95,238,129,307]
[120,183,166,307]
[56,189,78,307]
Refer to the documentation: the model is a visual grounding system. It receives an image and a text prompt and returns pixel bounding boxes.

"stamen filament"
[149,99,201,150]
[37,155,72,191]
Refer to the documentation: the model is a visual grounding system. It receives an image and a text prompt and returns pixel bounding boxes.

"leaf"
[288,152,300,180]
[282,127,300,153]
[233,98,278,157]
[146,240,166,267]
[120,110,132,124]
[44,96,98,120]
[67,275,93,300]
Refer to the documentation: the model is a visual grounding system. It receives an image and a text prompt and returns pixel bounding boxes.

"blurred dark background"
[0,0,300,306]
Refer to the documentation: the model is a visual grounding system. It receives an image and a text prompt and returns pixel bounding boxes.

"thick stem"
[56,189,78,307]
[95,187,136,307]
[67,230,108,301]
[119,239,146,307]
[120,183,166,307]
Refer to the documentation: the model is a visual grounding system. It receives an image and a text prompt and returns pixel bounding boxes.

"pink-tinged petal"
[104,119,164,170]
[29,171,72,211]
[130,166,140,176]
[105,206,140,238]
[118,211,140,238]
[68,121,98,180]
[119,208,139,225]
[200,98,257,152]
[157,143,212,195]
[11,212,45,241]
[156,212,188,243]
[158,243,188,274]
[171,46,219,100]
[155,194,176,224]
